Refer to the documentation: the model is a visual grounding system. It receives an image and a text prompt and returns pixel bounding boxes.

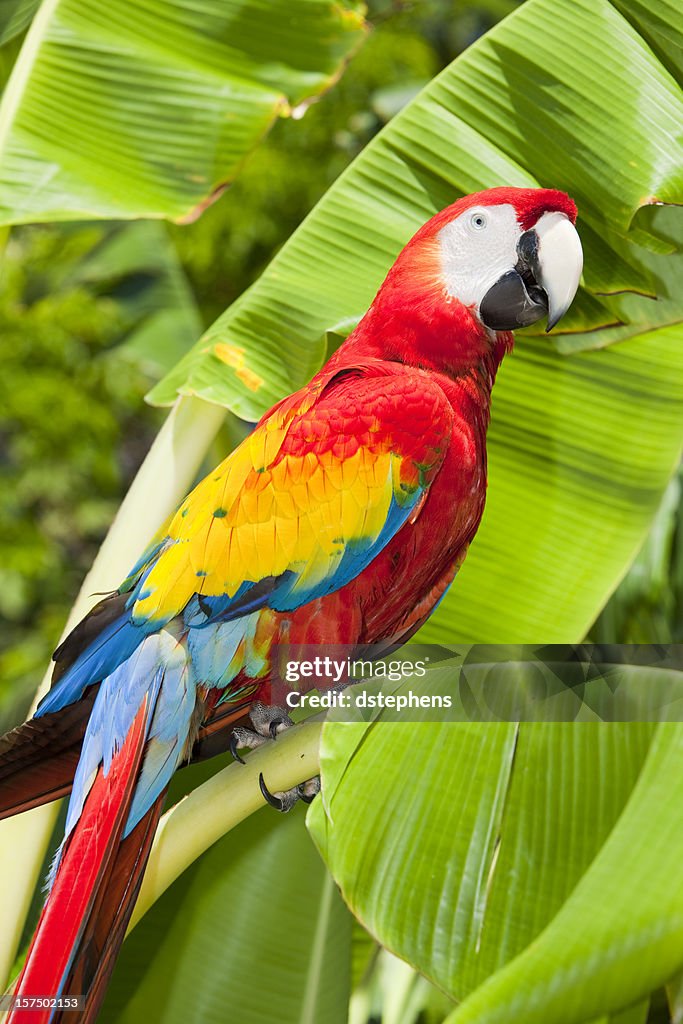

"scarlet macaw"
[0,187,582,1021]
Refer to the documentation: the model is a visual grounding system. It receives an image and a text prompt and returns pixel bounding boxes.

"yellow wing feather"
[130,370,451,624]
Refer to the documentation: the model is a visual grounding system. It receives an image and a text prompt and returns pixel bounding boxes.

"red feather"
[8,698,150,1024]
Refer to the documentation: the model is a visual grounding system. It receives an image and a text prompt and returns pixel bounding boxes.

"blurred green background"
[1,0,679,734]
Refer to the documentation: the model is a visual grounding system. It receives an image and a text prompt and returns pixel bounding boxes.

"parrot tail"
[7,696,159,1024]
[64,795,165,1023]
[0,693,97,819]
[0,690,251,820]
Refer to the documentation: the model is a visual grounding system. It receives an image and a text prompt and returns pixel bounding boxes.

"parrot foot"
[259,772,321,813]
[229,702,294,764]
[231,702,321,811]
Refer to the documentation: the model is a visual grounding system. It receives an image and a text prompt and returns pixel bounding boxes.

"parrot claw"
[249,701,294,739]
[233,705,320,811]
[229,725,269,762]
[258,772,321,812]
[229,703,294,764]
[228,732,246,765]
[259,772,297,813]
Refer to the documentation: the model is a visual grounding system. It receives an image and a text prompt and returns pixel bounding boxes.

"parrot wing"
[130,363,453,621]
[36,362,454,719]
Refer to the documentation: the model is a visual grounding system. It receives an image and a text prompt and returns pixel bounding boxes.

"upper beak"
[479,212,583,333]
[533,211,584,331]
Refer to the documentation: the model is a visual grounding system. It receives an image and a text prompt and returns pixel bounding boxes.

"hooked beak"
[479,211,583,333]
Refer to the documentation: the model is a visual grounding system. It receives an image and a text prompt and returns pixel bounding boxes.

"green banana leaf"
[590,468,682,644]
[0,0,366,224]
[443,723,683,1024]
[594,1005,649,1024]
[553,208,683,355]
[307,669,682,1022]
[102,770,352,1024]
[0,0,38,46]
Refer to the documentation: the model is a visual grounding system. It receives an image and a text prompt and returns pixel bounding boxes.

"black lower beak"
[479,229,548,332]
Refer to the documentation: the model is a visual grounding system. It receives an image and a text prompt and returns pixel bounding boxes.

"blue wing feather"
[36,616,148,718]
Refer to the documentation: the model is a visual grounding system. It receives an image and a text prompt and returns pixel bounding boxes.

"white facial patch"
[437,203,522,310]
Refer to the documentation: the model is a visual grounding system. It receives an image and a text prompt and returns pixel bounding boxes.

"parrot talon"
[228,725,269,763]
[229,732,245,765]
[258,772,321,812]
[258,771,300,813]
[229,705,295,766]
[259,771,282,810]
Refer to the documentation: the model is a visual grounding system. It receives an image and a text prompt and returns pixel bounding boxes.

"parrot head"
[374,187,582,334]
[347,186,583,375]
[432,186,583,333]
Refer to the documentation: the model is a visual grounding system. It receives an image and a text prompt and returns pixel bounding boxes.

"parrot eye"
[469,211,488,231]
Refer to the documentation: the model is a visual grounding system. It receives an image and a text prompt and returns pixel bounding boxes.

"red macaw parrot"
[0,186,582,1021]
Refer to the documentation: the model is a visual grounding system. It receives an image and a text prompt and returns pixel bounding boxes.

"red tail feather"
[69,797,165,1023]
[8,698,150,1024]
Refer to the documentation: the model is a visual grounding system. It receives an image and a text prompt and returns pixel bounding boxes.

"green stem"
[128,718,323,931]
[0,396,226,987]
